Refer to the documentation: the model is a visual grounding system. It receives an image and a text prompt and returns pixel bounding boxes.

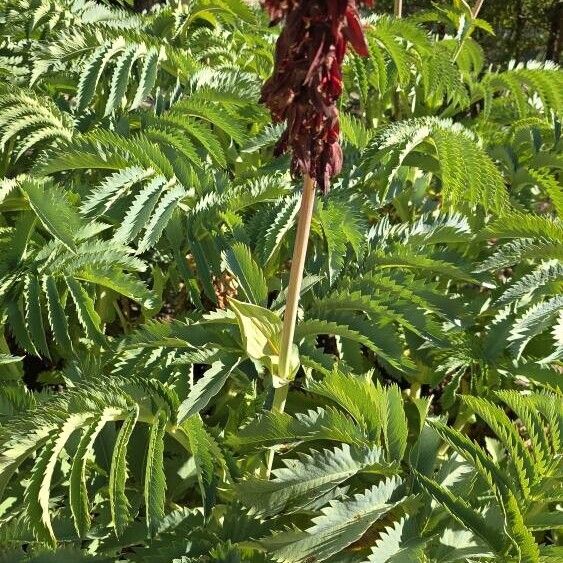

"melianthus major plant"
[0,0,561,561]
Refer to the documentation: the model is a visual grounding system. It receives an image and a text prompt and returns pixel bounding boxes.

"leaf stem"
[263,174,316,478]
[437,406,472,457]
[452,0,487,63]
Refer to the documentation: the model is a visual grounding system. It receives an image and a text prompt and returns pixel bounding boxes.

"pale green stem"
[263,174,316,478]
[437,407,472,457]
[453,0,487,62]
[407,381,421,399]
[113,300,130,334]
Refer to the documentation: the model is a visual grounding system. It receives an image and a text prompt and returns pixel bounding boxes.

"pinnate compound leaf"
[262,477,405,563]
[236,444,386,518]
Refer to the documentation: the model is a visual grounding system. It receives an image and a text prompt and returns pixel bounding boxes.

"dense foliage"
[376,0,561,64]
[0,0,561,561]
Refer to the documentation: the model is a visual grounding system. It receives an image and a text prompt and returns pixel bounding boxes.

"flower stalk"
[472,0,485,18]
[394,0,403,18]
[264,174,316,476]
[278,174,316,384]
[259,0,373,478]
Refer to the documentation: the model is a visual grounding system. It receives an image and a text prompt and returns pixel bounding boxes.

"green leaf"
[114,176,166,243]
[228,406,367,450]
[177,356,240,423]
[181,415,225,516]
[137,185,186,253]
[6,301,38,357]
[175,99,247,145]
[64,276,105,345]
[77,40,129,111]
[43,275,73,354]
[20,178,78,253]
[428,420,507,491]
[262,477,405,563]
[462,395,535,498]
[381,384,408,462]
[503,490,540,562]
[258,195,300,266]
[528,168,563,218]
[223,242,268,306]
[110,405,139,536]
[496,260,563,306]
[367,517,424,562]
[317,201,365,283]
[525,510,563,531]
[414,470,505,553]
[296,315,411,373]
[229,298,298,380]
[181,118,227,168]
[24,414,89,546]
[480,212,563,243]
[70,409,121,537]
[308,370,381,437]
[0,354,24,365]
[130,47,160,110]
[144,410,167,536]
[105,45,139,116]
[508,295,563,358]
[236,444,386,518]
[76,266,157,309]
[24,275,50,359]
[24,434,59,546]
[81,166,153,218]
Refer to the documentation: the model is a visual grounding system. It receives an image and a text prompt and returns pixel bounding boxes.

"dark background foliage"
[373,0,562,63]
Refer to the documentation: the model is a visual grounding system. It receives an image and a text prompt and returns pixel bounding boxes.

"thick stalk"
[472,0,485,18]
[393,0,403,120]
[279,175,316,382]
[394,0,403,18]
[264,174,316,477]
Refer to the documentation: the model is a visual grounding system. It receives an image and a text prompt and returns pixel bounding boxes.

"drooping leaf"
[20,179,79,252]
[223,243,268,306]
[109,405,139,536]
[144,410,167,536]
[177,356,240,423]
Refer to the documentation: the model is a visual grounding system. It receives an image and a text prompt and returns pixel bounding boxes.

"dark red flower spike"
[261,0,374,192]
